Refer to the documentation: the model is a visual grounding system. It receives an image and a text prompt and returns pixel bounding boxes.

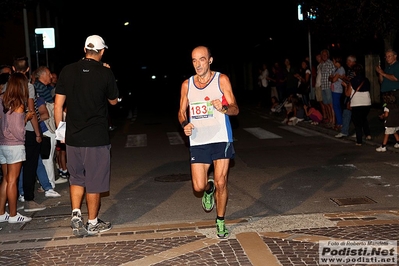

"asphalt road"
[1,100,398,232]
[2,100,399,266]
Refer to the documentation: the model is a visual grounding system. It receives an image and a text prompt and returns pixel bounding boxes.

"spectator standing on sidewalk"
[36,96,61,197]
[178,45,239,238]
[48,71,57,99]
[256,63,270,108]
[34,66,53,103]
[329,55,345,131]
[319,49,335,128]
[335,55,356,138]
[314,54,325,120]
[295,59,311,106]
[0,64,12,76]
[54,35,119,236]
[342,64,371,146]
[376,49,399,103]
[55,104,69,184]
[376,92,399,152]
[34,67,57,188]
[11,56,46,212]
[273,61,285,103]
[283,57,299,100]
[0,73,34,223]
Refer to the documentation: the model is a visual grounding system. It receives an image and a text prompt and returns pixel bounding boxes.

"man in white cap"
[54,35,119,236]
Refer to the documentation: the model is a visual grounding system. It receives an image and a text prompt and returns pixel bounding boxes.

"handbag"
[40,135,51,159]
[346,81,364,110]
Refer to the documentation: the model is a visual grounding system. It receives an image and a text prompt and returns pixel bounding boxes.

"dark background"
[0,0,387,113]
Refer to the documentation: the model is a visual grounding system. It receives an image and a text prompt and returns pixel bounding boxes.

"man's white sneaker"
[376,146,387,152]
[394,143,399,149]
[54,177,68,184]
[18,195,25,202]
[45,189,61,198]
[24,201,46,212]
[335,133,347,138]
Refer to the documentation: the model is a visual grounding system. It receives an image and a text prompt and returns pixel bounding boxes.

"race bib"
[190,101,214,120]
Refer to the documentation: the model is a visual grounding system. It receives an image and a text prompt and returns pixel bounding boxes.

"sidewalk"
[1,208,399,265]
[1,105,399,266]
[267,104,397,152]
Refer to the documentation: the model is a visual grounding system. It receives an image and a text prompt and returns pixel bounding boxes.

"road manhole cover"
[154,173,191,182]
[330,196,377,207]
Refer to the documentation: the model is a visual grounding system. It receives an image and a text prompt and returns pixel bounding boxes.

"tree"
[303,0,399,52]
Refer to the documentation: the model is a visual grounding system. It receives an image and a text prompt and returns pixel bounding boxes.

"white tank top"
[187,72,233,146]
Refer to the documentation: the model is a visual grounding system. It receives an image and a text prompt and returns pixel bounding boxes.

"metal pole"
[308,25,312,89]
[23,8,31,75]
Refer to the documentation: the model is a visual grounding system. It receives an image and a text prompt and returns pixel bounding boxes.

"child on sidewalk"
[304,100,323,125]
[376,92,399,152]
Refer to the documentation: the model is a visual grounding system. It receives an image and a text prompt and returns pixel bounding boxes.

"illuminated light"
[151,75,156,80]
[124,22,129,26]
[298,4,303,21]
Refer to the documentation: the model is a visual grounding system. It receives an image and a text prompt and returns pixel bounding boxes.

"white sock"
[72,209,81,216]
[88,218,98,225]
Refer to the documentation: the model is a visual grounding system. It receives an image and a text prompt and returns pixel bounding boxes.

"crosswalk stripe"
[125,134,147,147]
[243,127,282,139]
[279,126,319,136]
[167,132,185,145]
[125,125,319,147]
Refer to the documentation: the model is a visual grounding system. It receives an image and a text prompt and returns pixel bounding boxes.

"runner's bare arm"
[218,73,239,116]
[178,80,193,132]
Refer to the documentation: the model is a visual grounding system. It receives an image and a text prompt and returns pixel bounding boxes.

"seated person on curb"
[281,94,294,124]
[270,96,280,114]
[287,95,305,126]
[304,100,323,125]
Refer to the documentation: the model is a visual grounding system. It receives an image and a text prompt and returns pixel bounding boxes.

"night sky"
[0,0,309,100]
[54,1,303,74]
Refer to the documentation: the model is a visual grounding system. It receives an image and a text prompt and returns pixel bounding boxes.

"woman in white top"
[342,64,372,146]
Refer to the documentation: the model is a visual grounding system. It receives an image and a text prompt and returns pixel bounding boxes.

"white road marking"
[167,132,185,145]
[125,134,147,147]
[243,127,282,139]
[279,126,319,136]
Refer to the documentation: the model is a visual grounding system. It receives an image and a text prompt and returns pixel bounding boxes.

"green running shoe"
[202,179,215,212]
[216,218,229,238]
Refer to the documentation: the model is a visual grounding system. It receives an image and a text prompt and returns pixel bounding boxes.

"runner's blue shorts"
[190,142,235,164]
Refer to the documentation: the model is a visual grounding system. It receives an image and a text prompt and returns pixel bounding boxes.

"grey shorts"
[322,89,332,104]
[66,145,111,193]
[385,126,399,135]
[190,142,235,164]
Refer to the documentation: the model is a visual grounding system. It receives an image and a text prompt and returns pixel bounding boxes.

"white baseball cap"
[84,35,108,52]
